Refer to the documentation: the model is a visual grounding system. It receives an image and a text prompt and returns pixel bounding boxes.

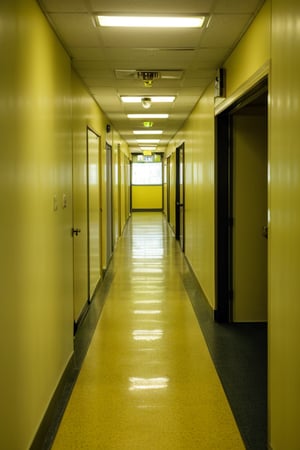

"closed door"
[72,130,89,324]
[87,129,101,300]
[176,143,185,251]
[106,142,113,264]
[167,157,171,223]
[232,110,268,322]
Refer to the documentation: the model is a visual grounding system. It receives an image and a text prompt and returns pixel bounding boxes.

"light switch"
[53,195,58,212]
[62,194,67,209]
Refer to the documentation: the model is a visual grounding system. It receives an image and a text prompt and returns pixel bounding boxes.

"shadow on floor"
[182,265,267,450]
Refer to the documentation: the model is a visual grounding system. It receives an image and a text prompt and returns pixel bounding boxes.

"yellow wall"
[3,0,300,448]
[0,1,130,448]
[166,83,215,308]
[269,0,300,448]
[132,185,163,210]
[223,0,270,98]
[0,1,73,448]
[186,84,215,307]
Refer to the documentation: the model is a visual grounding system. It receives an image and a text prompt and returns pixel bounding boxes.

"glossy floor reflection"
[52,212,245,450]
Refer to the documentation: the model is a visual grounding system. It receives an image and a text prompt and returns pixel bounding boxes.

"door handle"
[262,225,268,239]
[72,228,81,237]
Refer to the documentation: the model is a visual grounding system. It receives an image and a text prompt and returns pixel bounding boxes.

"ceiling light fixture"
[128,114,169,119]
[137,139,160,144]
[140,146,157,151]
[133,130,163,135]
[121,96,175,103]
[97,15,205,28]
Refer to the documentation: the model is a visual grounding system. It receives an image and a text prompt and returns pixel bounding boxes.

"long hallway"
[52,212,245,449]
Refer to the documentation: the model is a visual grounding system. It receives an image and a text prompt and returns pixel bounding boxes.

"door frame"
[87,127,102,302]
[175,142,185,251]
[215,78,268,322]
[167,156,171,223]
[106,142,113,265]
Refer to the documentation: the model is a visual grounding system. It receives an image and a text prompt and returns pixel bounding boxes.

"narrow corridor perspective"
[52,212,247,450]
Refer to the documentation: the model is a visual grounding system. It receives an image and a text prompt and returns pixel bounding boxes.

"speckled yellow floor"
[52,212,245,450]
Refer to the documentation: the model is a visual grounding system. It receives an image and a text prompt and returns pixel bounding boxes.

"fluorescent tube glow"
[98,16,205,28]
[121,96,175,103]
[136,139,160,144]
[128,114,168,119]
[133,130,163,135]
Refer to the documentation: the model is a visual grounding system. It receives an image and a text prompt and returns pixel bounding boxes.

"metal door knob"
[72,228,81,236]
[262,226,268,239]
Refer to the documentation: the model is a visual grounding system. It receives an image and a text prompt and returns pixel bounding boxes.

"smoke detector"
[141,97,152,109]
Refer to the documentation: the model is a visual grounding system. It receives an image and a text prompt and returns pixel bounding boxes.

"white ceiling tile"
[193,48,229,64]
[49,14,100,47]
[72,60,108,70]
[200,14,254,47]
[38,0,88,12]
[91,88,118,98]
[213,0,265,14]
[89,0,215,14]
[102,48,197,68]
[70,47,106,60]
[184,69,216,79]
[98,28,204,50]
[117,88,179,96]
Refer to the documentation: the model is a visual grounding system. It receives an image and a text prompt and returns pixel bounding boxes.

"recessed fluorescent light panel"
[140,146,157,151]
[121,96,175,103]
[128,114,169,119]
[97,16,205,28]
[133,130,163,135]
[137,139,160,143]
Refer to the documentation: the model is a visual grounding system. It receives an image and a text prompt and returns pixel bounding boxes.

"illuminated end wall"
[131,161,163,210]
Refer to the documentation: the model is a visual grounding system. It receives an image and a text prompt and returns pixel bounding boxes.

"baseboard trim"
[30,267,114,449]
[30,355,76,450]
[183,256,215,322]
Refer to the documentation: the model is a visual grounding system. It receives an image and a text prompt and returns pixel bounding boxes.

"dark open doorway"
[215,79,268,323]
